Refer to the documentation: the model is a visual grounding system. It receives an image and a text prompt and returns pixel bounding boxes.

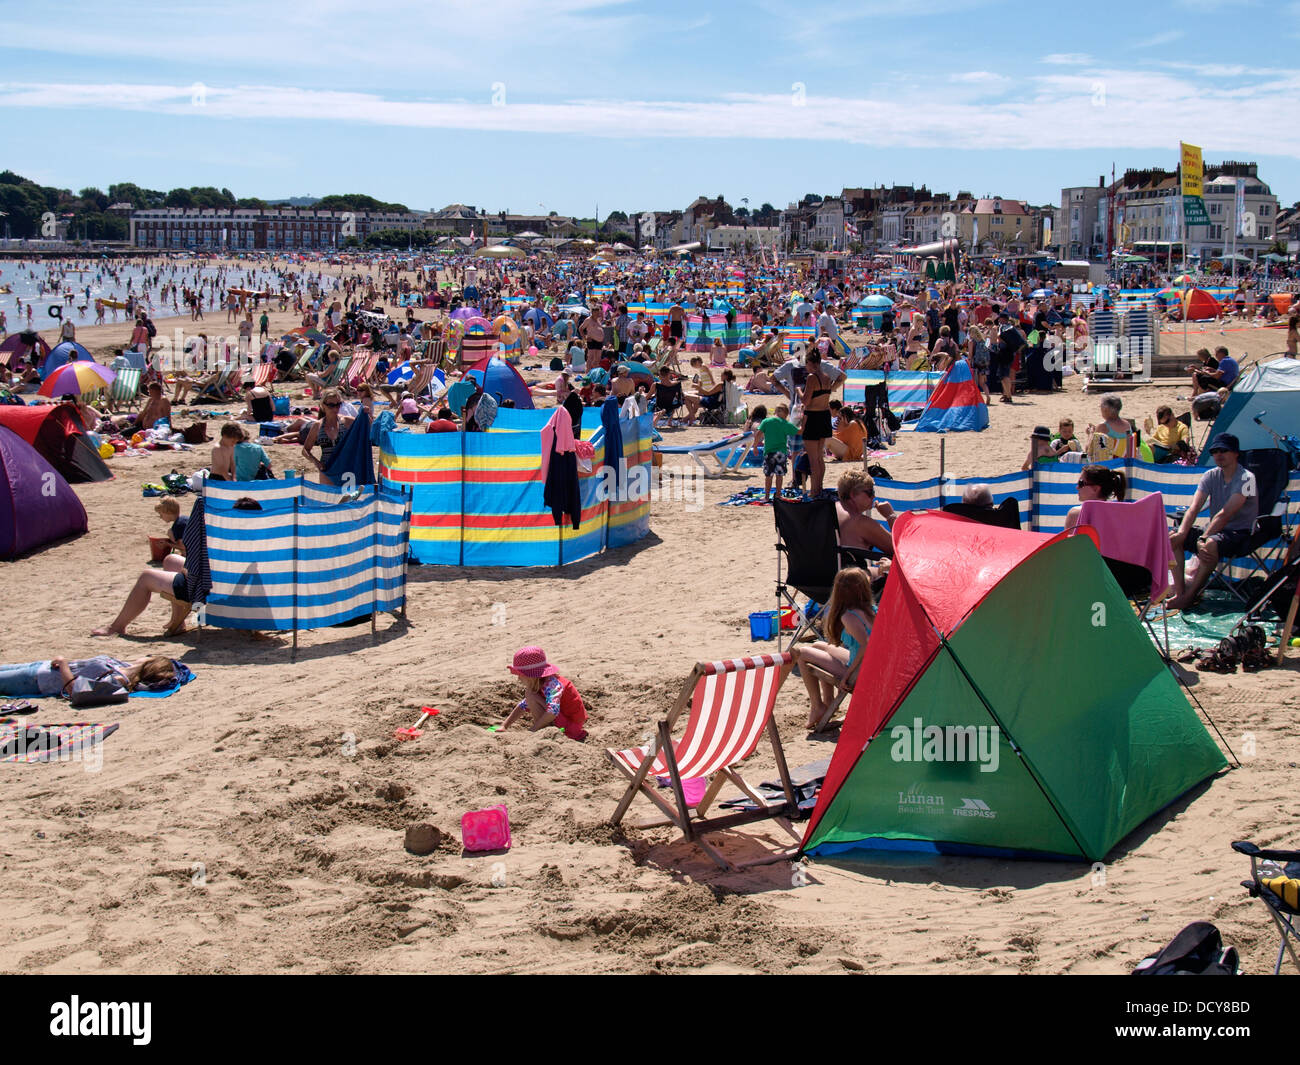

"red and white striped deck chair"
[252,361,277,388]
[607,652,800,869]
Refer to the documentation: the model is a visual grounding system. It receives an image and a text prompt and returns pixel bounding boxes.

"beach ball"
[98,441,114,459]
[528,345,538,358]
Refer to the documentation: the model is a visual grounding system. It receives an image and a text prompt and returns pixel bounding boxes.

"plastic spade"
[394,706,439,741]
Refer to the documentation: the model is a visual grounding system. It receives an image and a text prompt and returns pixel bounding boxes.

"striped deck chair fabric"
[108,366,142,412]
[608,652,799,868]
[252,362,277,388]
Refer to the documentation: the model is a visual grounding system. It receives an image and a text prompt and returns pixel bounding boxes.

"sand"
[2,270,1299,974]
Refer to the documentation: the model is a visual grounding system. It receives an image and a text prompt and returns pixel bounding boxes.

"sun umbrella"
[1031,288,1051,298]
[450,307,482,321]
[480,244,526,259]
[856,294,893,308]
[38,360,114,397]
[1173,274,1194,285]
[387,362,414,385]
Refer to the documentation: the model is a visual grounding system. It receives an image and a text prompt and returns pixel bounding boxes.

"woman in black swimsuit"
[801,345,835,498]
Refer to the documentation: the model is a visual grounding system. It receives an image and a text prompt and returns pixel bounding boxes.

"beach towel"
[1079,496,1173,602]
[539,406,576,483]
[0,720,119,763]
[323,407,376,487]
[130,661,196,699]
[600,396,624,492]
[182,496,212,605]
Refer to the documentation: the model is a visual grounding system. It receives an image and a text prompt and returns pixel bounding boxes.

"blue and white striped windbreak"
[200,477,410,631]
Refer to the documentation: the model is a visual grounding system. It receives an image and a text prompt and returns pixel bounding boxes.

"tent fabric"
[802,512,1226,861]
[0,425,87,558]
[39,342,92,379]
[465,356,535,410]
[0,404,112,483]
[1209,357,1300,452]
[914,360,989,433]
[379,413,652,567]
[1181,288,1221,322]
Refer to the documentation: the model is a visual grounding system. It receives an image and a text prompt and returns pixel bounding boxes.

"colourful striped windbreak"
[201,478,410,631]
[379,412,653,566]
[844,369,944,411]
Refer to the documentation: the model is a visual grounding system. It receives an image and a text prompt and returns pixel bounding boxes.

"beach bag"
[183,421,209,444]
[1132,921,1239,975]
[461,805,511,852]
[68,672,129,709]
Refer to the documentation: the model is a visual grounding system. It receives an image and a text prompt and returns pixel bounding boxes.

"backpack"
[145,319,156,338]
[1132,921,1240,975]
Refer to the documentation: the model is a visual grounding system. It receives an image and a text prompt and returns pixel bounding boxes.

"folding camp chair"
[650,380,686,427]
[697,388,726,428]
[1077,493,1175,657]
[941,497,1021,529]
[1233,839,1300,974]
[1207,448,1292,601]
[607,653,800,869]
[107,366,142,413]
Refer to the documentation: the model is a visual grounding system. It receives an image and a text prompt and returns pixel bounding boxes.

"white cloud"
[1130,29,1184,49]
[949,71,1010,85]
[1041,53,1092,66]
[3,66,1298,159]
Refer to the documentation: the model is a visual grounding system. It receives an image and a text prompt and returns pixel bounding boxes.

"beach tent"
[914,360,989,433]
[802,513,1226,862]
[465,356,535,409]
[0,331,51,368]
[1181,288,1221,322]
[39,341,92,380]
[1209,357,1300,452]
[0,404,112,483]
[0,425,87,558]
[853,294,893,329]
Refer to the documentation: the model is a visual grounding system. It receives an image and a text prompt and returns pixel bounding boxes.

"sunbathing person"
[0,654,177,698]
[836,469,895,557]
[748,369,778,394]
[790,567,875,730]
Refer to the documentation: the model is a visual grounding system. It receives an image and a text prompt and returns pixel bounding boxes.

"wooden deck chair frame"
[289,344,318,378]
[607,653,800,870]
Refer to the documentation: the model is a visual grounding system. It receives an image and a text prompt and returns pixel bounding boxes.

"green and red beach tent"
[802,512,1226,862]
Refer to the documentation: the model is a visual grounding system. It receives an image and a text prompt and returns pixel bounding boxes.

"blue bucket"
[748,611,778,641]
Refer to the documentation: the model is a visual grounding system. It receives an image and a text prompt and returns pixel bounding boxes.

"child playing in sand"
[756,403,800,501]
[500,646,588,742]
[154,496,188,555]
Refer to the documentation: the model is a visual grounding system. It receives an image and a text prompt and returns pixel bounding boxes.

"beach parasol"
[38,360,115,397]
[480,244,525,259]
[387,362,415,385]
[1031,288,1051,298]
[449,307,482,321]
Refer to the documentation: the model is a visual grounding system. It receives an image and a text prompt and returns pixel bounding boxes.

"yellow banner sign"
[1180,142,1203,198]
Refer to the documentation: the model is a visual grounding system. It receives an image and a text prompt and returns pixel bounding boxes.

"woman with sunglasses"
[301,388,353,484]
[1063,465,1127,532]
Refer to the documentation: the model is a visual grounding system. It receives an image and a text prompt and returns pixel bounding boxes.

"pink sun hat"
[508,646,559,678]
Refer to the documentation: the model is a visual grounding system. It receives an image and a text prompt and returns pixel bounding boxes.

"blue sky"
[3,0,1298,217]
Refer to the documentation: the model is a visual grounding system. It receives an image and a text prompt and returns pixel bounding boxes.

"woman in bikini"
[301,388,354,485]
[800,342,836,498]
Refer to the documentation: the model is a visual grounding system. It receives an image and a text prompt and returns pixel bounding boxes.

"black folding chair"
[940,497,1021,529]
[1210,448,1291,601]
[650,381,686,427]
[697,388,726,428]
[1233,840,1300,974]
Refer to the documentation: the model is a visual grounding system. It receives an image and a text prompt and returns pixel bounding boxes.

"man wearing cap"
[1168,432,1258,609]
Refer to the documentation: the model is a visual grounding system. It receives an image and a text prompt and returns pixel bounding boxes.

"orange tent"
[1271,293,1296,314]
[1181,288,1221,321]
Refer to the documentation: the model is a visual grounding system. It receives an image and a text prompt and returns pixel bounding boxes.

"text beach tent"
[0,425,87,557]
[914,359,989,433]
[802,513,1226,862]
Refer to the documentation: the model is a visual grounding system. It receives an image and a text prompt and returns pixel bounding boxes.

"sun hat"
[1030,425,1051,440]
[508,646,558,678]
[1208,432,1240,454]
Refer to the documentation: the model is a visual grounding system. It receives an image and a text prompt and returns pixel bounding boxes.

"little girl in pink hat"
[500,646,588,741]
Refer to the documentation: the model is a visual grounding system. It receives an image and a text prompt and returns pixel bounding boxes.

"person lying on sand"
[0,654,177,698]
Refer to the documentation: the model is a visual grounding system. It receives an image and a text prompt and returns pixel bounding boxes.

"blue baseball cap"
[1208,432,1240,453]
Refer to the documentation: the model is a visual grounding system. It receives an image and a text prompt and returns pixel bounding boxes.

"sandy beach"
[2,274,1299,975]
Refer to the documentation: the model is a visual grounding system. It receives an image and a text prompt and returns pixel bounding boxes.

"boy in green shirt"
[756,403,800,501]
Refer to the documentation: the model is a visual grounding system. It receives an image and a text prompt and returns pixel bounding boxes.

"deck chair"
[653,431,754,476]
[107,366,142,413]
[941,497,1021,529]
[193,368,236,403]
[288,344,317,378]
[1208,448,1292,602]
[1233,840,1300,974]
[251,362,277,388]
[607,653,800,869]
